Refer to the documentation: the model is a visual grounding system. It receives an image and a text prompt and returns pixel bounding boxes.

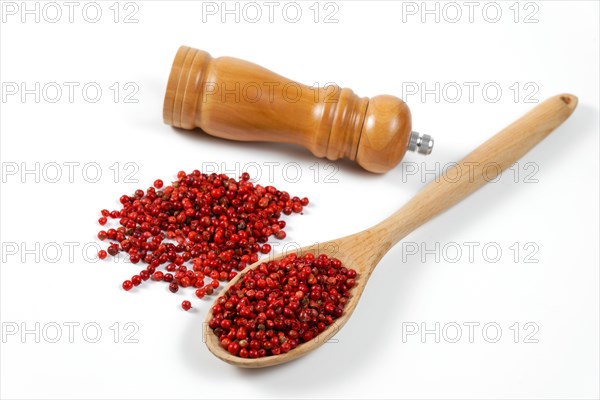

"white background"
[1,1,598,399]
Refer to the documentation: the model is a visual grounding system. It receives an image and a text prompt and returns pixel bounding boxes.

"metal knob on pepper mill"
[163,46,433,173]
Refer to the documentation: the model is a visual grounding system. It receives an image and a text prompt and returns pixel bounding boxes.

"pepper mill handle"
[163,46,433,173]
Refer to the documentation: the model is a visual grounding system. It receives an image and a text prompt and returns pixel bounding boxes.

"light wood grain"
[204,94,578,367]
[164,46,412,173]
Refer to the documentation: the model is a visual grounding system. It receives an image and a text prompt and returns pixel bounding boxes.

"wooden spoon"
[204,94,578,368]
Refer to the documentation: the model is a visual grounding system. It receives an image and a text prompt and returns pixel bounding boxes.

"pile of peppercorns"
[209,252,357,358]
[96,170,308,310]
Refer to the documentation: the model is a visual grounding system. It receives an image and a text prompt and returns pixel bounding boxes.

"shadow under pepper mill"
[163,46,433,173]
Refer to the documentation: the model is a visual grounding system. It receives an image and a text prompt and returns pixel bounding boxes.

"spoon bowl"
[204,94,578,368]
[203,231,383,368]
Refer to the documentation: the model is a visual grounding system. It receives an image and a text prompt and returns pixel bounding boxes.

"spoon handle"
[375,94,578,246]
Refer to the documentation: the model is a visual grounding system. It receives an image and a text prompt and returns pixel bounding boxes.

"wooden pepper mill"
[163,46,433,173]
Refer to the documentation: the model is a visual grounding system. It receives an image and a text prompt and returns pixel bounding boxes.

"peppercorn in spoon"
[204,94,578,367]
